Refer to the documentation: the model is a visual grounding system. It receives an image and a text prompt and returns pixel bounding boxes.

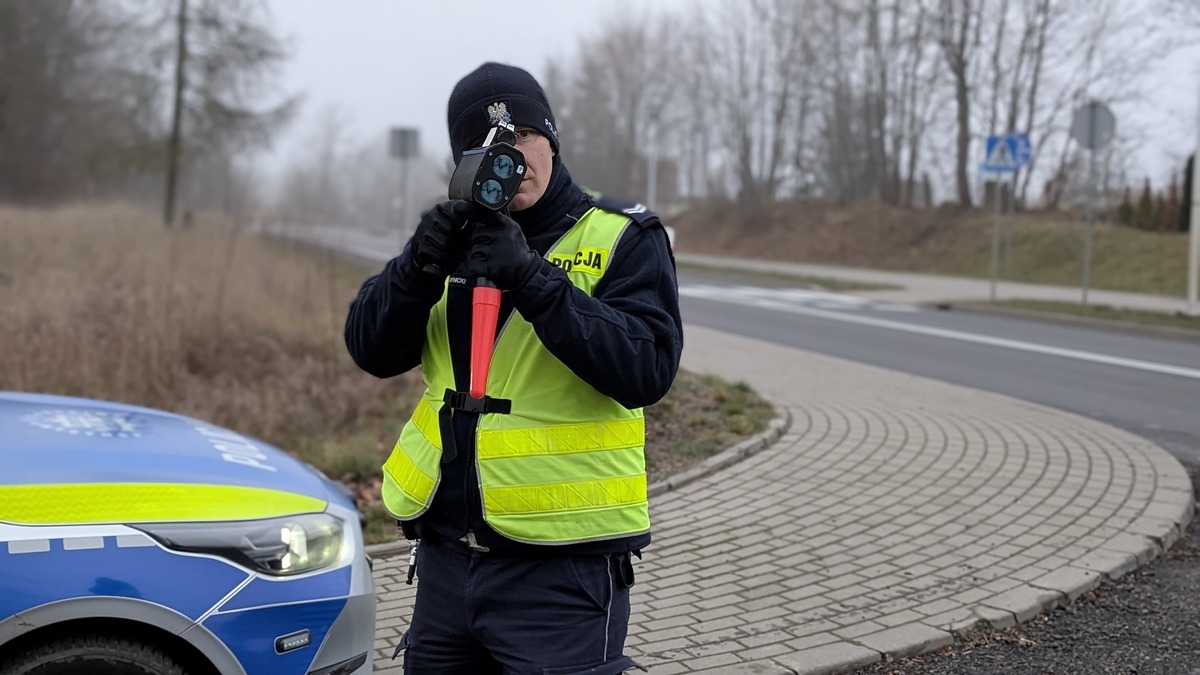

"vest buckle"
[442,389,512,415]
[438,389,513,464]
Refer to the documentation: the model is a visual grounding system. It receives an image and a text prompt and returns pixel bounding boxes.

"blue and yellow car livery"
[0,392,374,675]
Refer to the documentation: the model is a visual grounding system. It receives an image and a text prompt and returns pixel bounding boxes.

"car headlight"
[133,513,345,577]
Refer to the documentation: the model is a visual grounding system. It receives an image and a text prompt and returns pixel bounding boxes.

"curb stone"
[364,404,795,560]
[759,512,1196,674]
[365,537,408,561]
[648,405,794,498]
[867,474,1195,671]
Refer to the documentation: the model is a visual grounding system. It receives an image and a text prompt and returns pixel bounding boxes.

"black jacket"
[344,161,683,555]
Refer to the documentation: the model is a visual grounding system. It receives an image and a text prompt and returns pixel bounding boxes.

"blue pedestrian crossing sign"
[983,133,1032,172]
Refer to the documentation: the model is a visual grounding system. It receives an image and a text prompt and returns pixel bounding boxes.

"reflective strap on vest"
[381,398,441,518]
[476,418,644,459]
[475,414,648,544]
[409,397,441,449]
[381,448,435,508]
[483,475,646,515]
[476,417,648,534]
[483,500,649,544]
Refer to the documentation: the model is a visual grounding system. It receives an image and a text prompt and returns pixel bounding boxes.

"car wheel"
[0,634,188,675]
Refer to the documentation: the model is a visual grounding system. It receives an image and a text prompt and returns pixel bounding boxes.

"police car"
[0,392,375,675]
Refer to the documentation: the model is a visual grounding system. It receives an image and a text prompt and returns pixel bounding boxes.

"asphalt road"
[677,269,1200,465]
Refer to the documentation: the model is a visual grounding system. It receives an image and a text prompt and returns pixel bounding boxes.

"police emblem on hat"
[486,101,512,126]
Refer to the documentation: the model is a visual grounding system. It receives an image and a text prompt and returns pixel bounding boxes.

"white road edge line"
[680,287,1200,381]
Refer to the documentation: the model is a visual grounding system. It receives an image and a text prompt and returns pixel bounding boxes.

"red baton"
[470,278,501,399]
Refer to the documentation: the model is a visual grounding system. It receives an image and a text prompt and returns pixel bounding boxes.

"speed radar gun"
[448,123,527,400]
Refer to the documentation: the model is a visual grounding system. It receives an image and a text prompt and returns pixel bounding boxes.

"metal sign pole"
[1004,174,1015,277]
[647,151,658,210]
[399,157,411,249]
[1070,101,1114,307]
[991,171,1001,302]
[985,133,1032,297]
[1189,79,1200,316]
[1082,105,1097,306]
[389,126,420,248]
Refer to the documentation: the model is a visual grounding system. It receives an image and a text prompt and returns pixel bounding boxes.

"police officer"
[344,62,683,674]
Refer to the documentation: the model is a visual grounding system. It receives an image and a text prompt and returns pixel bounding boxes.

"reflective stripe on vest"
[381,206,650,544]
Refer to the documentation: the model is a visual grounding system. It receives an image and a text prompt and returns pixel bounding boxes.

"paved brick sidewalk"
[367,325,1194,674]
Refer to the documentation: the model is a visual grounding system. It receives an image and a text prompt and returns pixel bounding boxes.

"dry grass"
[0,203,420,451]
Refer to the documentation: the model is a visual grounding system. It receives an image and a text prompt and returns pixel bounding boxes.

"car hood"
[0,392,339,510]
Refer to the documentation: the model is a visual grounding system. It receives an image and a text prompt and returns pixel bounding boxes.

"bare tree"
[546,7,682,204]
[1160,0,1200,30]
[0,1,153,201]
[670,12,723,200]
[152,0,299,225]
[276,108,449,234]
[937,0,984,207]
[541,0,1187,218]
[163,0,188,226]
[818,0,866,203]
[984,0,1011,136]
[1015,0,1054,205]
[858,0,946,206]
[184,151,256,218]
[279,106,353,224]
[896,1,944,207]
[696,0,815,227]
[1032,0,1164,208]
[0,0,296,210]
[960,0,1055,207]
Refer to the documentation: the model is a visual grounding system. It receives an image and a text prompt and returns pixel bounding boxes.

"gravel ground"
[856,463,1200,675]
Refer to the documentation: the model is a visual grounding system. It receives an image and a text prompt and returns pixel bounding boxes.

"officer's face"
[509,126,554,211]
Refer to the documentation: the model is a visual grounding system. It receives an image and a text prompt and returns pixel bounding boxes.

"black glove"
[466,210,544,291]
[409,200,473,276]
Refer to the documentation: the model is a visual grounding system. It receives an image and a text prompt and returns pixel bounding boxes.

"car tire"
[0,634,188,675]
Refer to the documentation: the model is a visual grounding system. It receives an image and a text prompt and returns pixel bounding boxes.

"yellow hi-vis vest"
[381,206,650,545]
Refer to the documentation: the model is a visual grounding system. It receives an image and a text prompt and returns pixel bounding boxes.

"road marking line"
[685,284,919,313]
[680,287,1200,381]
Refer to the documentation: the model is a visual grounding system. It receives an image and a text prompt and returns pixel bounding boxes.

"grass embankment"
[673,199,1190,297]
[1,204,772,544]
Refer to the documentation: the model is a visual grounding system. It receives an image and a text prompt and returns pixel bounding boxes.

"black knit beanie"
[446,62,560,163]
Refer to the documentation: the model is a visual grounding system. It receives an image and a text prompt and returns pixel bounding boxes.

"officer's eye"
[516,129,535,140]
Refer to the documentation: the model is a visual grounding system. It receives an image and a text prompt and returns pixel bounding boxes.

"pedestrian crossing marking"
[679,284,918,313]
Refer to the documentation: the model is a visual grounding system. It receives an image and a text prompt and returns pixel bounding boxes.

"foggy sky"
[261,0,1200,194]
[260,0,697,179]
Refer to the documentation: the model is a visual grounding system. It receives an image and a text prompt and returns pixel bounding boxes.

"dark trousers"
[398,537,642,674]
